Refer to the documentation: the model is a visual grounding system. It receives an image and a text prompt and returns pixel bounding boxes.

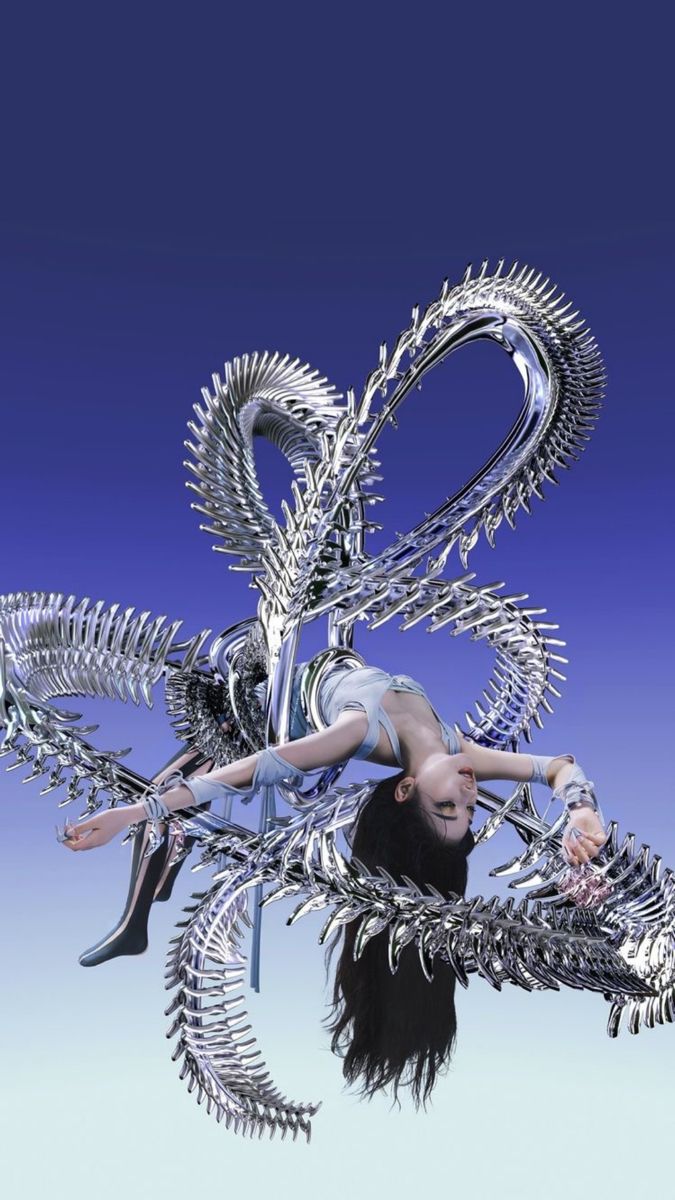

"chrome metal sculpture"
[2,260,672,1143]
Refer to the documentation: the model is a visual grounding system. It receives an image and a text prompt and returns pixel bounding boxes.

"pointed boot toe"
[78,823,169,967]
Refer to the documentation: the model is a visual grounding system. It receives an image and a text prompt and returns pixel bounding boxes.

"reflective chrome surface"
[3,260,671,1144]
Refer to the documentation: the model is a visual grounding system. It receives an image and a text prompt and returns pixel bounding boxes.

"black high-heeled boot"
[78,798,213,964]
[77,737,221,966]
[78,820,171,967]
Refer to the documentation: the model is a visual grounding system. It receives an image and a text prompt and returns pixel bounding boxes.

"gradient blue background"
[1,5,673,1197]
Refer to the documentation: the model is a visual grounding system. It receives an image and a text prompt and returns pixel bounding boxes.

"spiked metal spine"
[3,261,671,1145]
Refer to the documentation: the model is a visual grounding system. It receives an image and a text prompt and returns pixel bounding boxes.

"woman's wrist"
[125,799,171,825]
[553,770,606,828]
[125,779,209,827]
[125,801,150,826]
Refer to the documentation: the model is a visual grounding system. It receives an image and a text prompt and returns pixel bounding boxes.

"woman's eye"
[440,800,474,822]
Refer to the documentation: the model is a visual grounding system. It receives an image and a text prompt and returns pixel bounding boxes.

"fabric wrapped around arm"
[529,754,557,787]
[178,745,320,808]
[530,753,605,826]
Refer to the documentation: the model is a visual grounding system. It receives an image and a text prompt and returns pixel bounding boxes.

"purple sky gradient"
[1,6,673,1197]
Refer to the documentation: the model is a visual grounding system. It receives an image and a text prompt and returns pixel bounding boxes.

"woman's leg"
[151,735,231,899]
[78,734,228,966]
[77,817,171,965]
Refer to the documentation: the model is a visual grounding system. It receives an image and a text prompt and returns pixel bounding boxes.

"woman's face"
[396,752,477,845]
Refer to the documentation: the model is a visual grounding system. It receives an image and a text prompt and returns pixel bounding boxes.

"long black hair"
[322,769,475,1110]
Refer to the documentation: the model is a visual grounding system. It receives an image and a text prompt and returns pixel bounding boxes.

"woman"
[60,658,608,1104]
[73,726,232,967]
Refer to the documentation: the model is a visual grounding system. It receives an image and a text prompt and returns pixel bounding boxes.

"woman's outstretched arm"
[458,734,608,867]
[139,709,369,815]
[62,711,369,850]
[458,736,577,791]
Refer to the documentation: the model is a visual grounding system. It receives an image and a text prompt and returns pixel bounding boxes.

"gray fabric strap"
[179,745,319,809]
[252,745,318,789]
[552,759,605,826]
[529,754,605,825]
[442,723,461,755]
[377,706,403,766]
[140,772,177,857]
[180,773,256,808]
[529,754,557,786]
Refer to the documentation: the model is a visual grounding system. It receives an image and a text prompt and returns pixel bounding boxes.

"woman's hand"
[58,806,135,852]
[561,807,608,867]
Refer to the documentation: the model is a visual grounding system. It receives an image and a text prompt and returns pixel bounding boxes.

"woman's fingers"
[563,835,581,865]
[59,815,106,851]
[563,826,607,867]
[69,815,97,836]
[582,831,607,854]
[563,834,579,860]
[564,832,586,865]
[59,806,131,852]
[65,825,97,851]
